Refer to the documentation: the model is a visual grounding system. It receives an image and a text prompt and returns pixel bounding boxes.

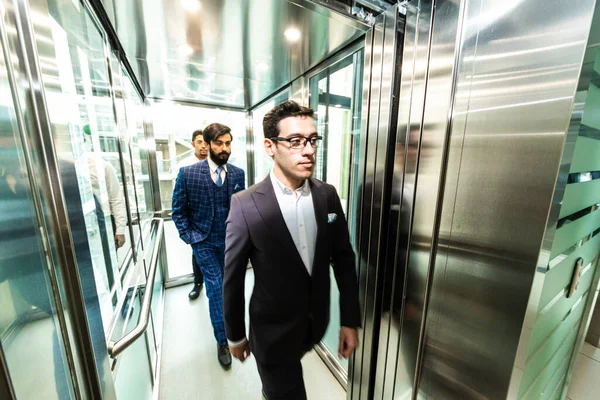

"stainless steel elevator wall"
[414,0,597,399]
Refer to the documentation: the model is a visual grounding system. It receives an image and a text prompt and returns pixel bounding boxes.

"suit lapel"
[310,179,328,271]
[252,177,306,271]
[226,163,234,197]
[201,161,214,205]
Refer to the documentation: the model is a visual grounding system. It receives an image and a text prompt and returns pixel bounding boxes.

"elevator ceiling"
[101,0,370,109]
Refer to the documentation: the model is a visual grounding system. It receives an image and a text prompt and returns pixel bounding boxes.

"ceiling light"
[181,0,201,13]
[335,104,342,108]
[284,28,301,42]
[182,44,194,56]
[257,61,269,71]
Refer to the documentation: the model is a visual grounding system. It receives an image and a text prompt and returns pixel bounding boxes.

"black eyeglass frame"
[269,135,323,149]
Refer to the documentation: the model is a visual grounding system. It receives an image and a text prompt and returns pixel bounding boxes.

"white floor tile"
[580,342,600,363]
[567,352,600,400]
[159,270,346,399]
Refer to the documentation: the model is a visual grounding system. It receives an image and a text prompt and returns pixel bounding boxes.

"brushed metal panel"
[351,5,402,399]
[106,0,368,109]
[348,25,372,400]
[353,14,384,400]
[416,0,597,398]
[370,1,435,398]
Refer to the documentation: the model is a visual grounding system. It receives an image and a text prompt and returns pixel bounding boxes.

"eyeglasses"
[270,136,323,150]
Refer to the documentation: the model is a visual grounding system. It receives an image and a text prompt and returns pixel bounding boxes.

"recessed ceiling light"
[335,104,342,108]
[181,0,201,13]
[257,61,269,71]
[284,28,301,42]
[182,44,194,55]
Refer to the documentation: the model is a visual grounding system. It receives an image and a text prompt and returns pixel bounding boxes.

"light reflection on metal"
[103,0,369,108]
[284,26,301,42]
[181,0,201,13]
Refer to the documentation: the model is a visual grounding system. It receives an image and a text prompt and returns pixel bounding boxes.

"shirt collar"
[207,156,227,173]
[269,171,310,196]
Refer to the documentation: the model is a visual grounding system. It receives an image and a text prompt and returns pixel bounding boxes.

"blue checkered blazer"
[172,160,245,245]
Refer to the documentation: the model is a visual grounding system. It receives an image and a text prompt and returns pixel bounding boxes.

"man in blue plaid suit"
[172,123,245,368]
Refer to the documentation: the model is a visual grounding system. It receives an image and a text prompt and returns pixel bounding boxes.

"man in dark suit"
[174,129,209,300]
[172,123,245,368]
[224,101,360,399]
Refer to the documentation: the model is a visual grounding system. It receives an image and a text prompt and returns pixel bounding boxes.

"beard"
[210,147,230,166]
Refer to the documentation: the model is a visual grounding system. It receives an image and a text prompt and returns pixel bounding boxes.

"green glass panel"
[529,285,591,359]
[539,234,600,310]
[559,179,600,219]
[551,208,600,259]
[519,326,577,399]
[570,136,600,173]
[581,84,600,131]
[522,296,586,390]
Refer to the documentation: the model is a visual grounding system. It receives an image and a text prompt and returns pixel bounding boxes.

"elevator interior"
[4,0,600,399]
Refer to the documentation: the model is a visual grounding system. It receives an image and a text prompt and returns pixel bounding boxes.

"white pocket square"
[234,184,241,190]
[327,213,337,223]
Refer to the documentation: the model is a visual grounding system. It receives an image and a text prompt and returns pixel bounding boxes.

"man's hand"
[230,340,251,362]
[339,326,359,359]
[114,234,126,249]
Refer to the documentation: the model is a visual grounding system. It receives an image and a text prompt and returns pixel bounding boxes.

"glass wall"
[251,90,290,184]
[0,26,74,400]
[308,50,364,373]
[0,0,163,397]
[151,102,247,211]
[150,102,247,280]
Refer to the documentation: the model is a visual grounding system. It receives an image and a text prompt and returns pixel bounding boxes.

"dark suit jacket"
[172,160,245,245]
[223,176,361,365]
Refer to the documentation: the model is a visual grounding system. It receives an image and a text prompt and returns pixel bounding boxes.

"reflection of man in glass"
[0,143,70,397]
[83,124,127,250]
[175,130,208,300]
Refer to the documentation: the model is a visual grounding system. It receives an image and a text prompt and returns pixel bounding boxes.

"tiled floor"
[566,342,600,400]
[159,269,346,400]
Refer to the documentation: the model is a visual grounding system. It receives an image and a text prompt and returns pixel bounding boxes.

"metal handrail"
[108,218,164,358]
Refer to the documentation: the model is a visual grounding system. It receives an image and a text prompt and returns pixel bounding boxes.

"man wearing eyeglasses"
[172,123,245,369]
[223,101,360,399]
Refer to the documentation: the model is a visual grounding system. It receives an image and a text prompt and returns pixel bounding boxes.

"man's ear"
[264,138,275,157]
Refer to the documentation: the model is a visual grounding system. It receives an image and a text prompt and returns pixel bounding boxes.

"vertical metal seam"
[419,0,483,393]
[349,27,374,400]
[11,0,102,397]
[246,111,255,187]
[323,69,331,182]
[0,3,68,397]
[374,9,405,398]
[358,11,388,400]
[411,0,469,396]
[389,4,423,399]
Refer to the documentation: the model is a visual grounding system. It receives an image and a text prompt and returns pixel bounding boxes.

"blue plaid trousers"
[192,237,227,345]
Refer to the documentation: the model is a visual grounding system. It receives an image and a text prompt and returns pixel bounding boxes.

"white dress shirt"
[207,156,227,184]
[86,155,127,235]
[269,171,317,275]
[175,153,203,173]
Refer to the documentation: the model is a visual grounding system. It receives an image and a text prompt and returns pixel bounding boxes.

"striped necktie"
[215,166,223,187]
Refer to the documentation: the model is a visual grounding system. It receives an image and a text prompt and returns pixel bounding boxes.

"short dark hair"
[203,123,232,143]
[192,129,203,142]
[262,100,314,138]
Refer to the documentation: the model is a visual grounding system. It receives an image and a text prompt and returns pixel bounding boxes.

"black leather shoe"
[218,344,232,368]
[188,283,203,300]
